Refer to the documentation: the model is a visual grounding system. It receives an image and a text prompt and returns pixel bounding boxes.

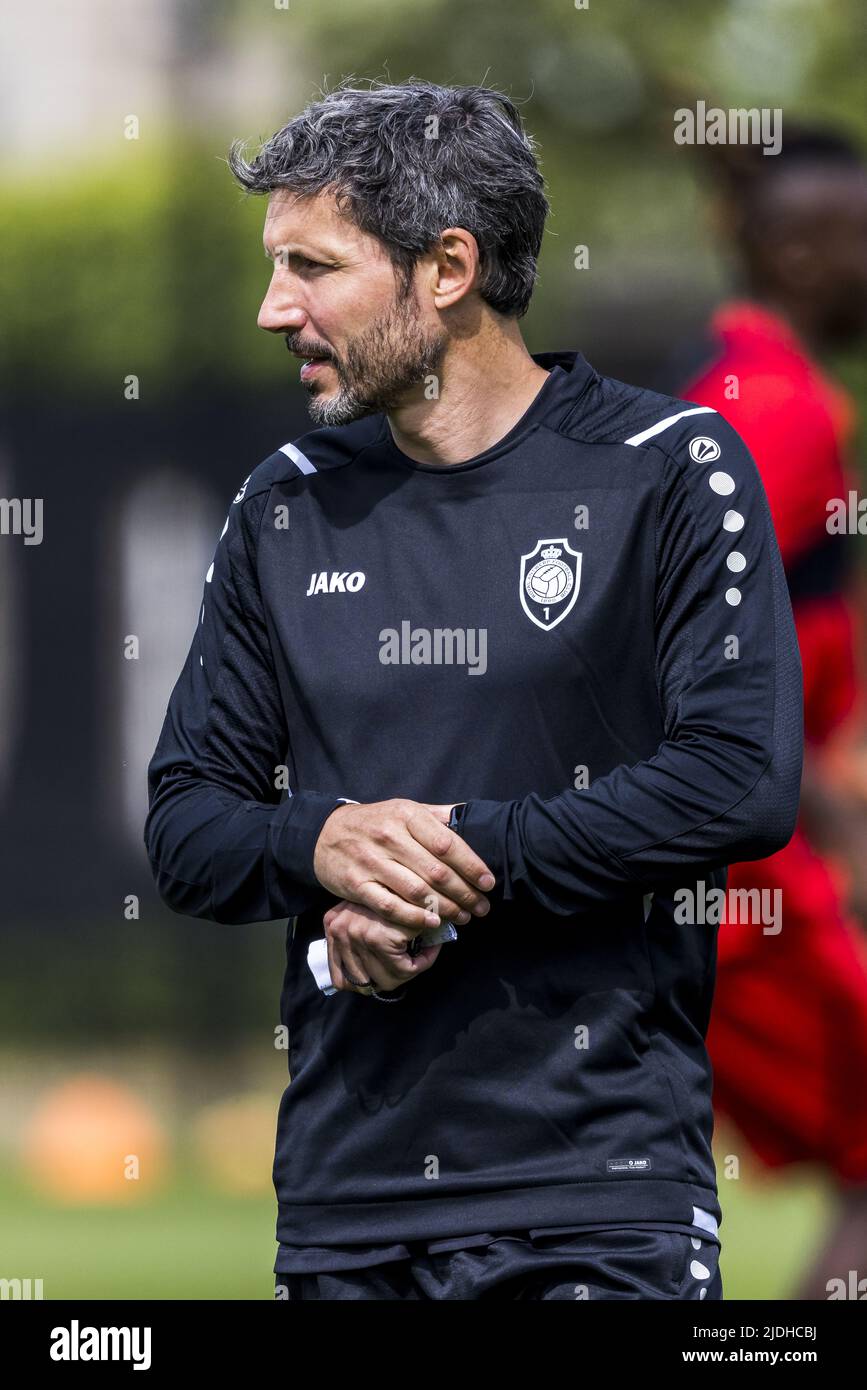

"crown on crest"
[541,545,562,561]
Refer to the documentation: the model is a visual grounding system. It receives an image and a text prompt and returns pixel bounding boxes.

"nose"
[257,276,309,334]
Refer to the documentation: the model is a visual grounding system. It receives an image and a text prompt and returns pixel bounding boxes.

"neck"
[386,319,550,466]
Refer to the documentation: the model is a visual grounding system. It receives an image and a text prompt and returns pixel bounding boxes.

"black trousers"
[274,1227,723,1300]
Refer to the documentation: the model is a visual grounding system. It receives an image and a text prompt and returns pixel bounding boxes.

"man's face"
[259,188,448,425]
[754,167,867,345]
[812,172,867,343]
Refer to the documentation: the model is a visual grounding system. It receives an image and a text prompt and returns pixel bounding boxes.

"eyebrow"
[264,243,326,260]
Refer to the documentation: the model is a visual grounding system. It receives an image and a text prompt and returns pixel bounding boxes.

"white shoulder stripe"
[624,406,716,448]
[279,441,318,474]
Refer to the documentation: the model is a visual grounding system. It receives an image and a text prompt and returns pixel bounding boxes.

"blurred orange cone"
[20,1073,168,1203]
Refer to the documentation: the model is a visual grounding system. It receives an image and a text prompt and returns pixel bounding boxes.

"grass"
[0,1122,834,1300]
[0,1172,276,1300]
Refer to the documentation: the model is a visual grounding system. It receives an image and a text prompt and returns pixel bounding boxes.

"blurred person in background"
[680,127,867,1300]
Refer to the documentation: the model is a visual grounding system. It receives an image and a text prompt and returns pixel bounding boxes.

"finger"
[376,861,480,923]
[349,878,446,931]
[328,937,369,996]
[327,920,380,996]
[330,919,444,997]
[359,837,489,918]
[354,930,444,991]
[407,811,496,892]
[346,905,428,990]
[402,941,442,976]
[376,843,490,918]
[352,938,410,993]
[328,897,420,942]
[326,934,358,995]
[327,901,443,990]
[328,903,411,992]
[335,931,381,993]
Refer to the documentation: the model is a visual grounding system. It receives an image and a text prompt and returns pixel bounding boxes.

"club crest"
[519,538,582,631]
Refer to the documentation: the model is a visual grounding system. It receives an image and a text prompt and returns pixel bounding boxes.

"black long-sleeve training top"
[145,349,803,1249]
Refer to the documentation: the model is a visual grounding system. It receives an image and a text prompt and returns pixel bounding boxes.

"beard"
[288,285,448,427]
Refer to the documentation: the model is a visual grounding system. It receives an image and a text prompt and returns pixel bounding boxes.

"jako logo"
[688,437,721,463]
[50,1320,152,1370]
[306,571,366,595]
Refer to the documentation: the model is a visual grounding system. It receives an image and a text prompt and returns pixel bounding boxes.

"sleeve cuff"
[271,791,354,890]
[451,798,510,890]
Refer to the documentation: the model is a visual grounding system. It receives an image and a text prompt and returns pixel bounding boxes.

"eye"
[272,251,327,272]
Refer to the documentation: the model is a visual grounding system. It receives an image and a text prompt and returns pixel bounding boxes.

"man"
[680,129,867,1300]
[144,80,802,1300]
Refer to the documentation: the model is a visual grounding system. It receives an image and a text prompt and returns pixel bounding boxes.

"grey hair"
[227,78,549,319]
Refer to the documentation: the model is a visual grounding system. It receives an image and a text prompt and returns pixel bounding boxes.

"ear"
[428,228,481,309]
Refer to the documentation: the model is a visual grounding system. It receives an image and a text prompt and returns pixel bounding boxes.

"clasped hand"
[312,798,495,996]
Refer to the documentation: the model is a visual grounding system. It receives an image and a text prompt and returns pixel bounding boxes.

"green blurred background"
[1,0,864,1299]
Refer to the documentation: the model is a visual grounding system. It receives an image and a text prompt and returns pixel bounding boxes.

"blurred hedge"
[0,145,280,398]
[1,0,865,408]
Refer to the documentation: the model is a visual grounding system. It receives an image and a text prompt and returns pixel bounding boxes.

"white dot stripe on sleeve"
[279,441,318,474]
[692,1205,719,1237]
[623,406,716,447]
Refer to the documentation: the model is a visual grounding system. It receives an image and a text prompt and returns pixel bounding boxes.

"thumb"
[406,943,443,974]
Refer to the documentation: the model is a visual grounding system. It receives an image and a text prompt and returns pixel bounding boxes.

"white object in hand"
[307,922,459,996]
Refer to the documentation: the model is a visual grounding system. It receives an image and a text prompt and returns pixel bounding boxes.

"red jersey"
[682,300,863,746]
[684,304,867,1186]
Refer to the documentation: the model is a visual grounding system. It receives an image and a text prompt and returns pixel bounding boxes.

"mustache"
[285,337,334,361]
